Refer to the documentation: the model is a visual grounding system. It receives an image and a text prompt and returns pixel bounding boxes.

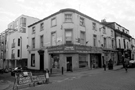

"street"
[0,67,135,90]
[23,68,135,90]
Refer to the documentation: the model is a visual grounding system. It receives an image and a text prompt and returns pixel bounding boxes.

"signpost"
[13,72,33,90]
[13,72,47,90]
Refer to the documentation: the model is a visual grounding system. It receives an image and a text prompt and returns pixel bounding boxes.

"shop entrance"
[38,50,44,71]
[66,57,72,71]
[90,54,102,68]
[40,54,44,71]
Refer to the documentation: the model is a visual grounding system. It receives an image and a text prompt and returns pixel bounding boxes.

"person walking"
[124,56,129,73]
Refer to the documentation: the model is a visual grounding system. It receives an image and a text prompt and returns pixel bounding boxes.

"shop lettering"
[18,76,32,85]
[64,46,74,50]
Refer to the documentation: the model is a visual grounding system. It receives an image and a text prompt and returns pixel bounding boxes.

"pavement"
[0,65,123,90]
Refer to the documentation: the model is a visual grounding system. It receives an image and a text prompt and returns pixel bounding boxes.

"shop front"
[102,48,118,67]
[48,44,103,72]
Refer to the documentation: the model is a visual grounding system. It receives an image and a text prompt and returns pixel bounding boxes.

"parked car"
[128,60,135,68]
[11,67,23,76]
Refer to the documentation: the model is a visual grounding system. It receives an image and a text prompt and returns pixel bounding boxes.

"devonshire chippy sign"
[13,72,47,90]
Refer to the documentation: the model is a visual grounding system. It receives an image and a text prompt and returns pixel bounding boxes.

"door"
[40,54,44,71]
[66,57,72,71]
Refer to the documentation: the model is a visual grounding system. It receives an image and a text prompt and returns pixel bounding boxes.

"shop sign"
[48,46,63,52]
[64,46,75,50]
[75,45,91,51]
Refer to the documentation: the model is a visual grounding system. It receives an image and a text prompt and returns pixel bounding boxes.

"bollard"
[62,67,64,75]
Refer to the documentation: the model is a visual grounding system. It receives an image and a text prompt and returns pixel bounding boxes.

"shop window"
[52,55,59,69]
[79,55,87,68]
[31,54,35,67]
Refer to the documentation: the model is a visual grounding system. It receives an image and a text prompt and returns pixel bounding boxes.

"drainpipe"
[20,36,22,67]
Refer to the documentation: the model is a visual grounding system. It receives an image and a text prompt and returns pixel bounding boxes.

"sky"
[0,0,135,37]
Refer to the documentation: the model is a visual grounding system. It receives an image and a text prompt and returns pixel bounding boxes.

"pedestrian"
[103,63,106,71]
[124,56,129,73]
[45,69,49,84]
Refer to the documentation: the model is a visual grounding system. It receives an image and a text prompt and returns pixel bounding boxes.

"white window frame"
[80,17,85,26]
[51,18,57,27]
[65,14,72,22]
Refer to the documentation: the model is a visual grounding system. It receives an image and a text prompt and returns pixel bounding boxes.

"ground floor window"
[31,54,35,67]
[79,55,88,68]
[52,54,60,69]
[91,54,101,68]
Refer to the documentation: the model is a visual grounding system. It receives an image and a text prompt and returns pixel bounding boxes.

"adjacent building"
[28,8,117,72]
[131,38,135,60]
[0,31,7,70]
[6,15,39,68]
[102,21,132,64]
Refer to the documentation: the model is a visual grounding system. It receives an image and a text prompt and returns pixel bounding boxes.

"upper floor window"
[93,34,97,47]
[80,17,85,26]
[122,29,125,33]
[111,30,113,37]
[112,39,114,48]
[40,23,44,31]
[40,35,44,47]
[18,38,20,46]
[65,29,73,44]
[51,32,56,46]
[104,37,106,48]
[32,26,35,34]
[127,42,128,49]
[80,31,86,45]
[20,17,26,27]
[117,27,119,30]
[123,39,126,48]
[17,49,20,57]
[92,22,97,30]
[103,27,106,34]
[32,38,35,48]
[51,18,56,27]
[65,14,72,22]
[119,39,121,48]
[21,27,26,33]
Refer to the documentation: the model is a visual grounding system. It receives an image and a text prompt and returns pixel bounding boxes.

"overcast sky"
[0,0,135,37]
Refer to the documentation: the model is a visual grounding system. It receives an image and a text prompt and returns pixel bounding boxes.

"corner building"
[28,8,117,72]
